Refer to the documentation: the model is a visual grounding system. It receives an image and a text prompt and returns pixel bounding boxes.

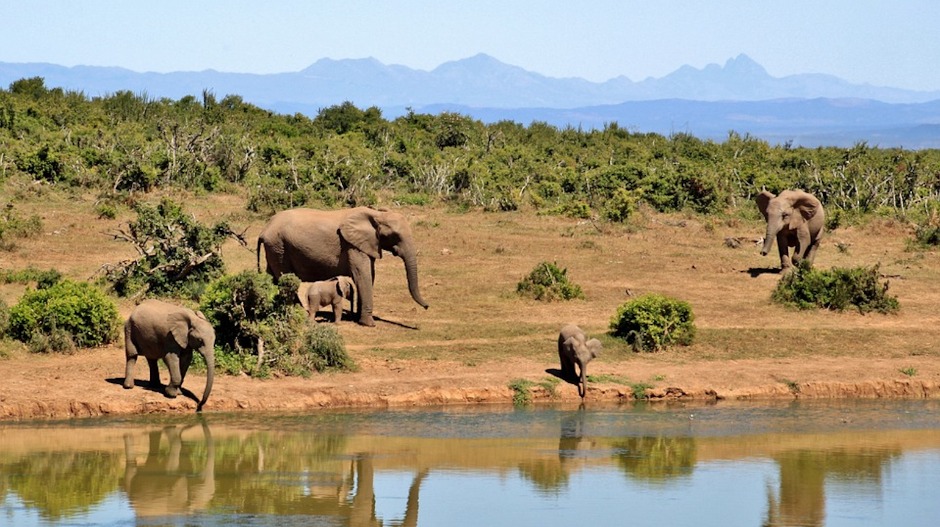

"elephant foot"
[122,380,134,390]
[165,386,180,398]
[358,315,376,327]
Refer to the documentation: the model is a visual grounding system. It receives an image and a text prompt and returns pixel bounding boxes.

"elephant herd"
[122,190,825,409]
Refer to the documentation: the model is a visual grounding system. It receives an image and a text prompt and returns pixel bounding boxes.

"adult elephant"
[756,190,825,271]
[257,207,429,327]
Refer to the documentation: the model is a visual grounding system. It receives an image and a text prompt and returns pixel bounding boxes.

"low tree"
[103,198,245,298]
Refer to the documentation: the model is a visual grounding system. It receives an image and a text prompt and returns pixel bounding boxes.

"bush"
[609,293,696,352]
[104,198,236,297]
[516,261,585,301]
[7,280,121,351]
[771,262,899,313]
[200,272,353,376]
[0,298,9,336]
[0,267,62,289]
[294,324,356,373]
[0,202,42,251]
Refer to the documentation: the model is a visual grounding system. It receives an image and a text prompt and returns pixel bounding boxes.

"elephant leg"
[179,353,193,384]
[558,348,575,380]
[804,240,821,266]
[332,299,343,323]
[164,355,182,398]
[350,252,375,326]
[123,324,138,389]
[123,355,137,389]
[147,358,161,388]
[776,232,792,269]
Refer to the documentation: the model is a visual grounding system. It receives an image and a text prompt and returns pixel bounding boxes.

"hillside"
[3,54,940,147]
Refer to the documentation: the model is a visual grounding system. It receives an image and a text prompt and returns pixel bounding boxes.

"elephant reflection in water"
[518,407,597,494]
[346,455,428,527]
[121,421,215,518]
[763,448,900,527]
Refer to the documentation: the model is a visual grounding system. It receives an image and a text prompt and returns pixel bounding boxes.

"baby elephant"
[124,299,215,412]
[305,276,356,323]
[558,324,602,398]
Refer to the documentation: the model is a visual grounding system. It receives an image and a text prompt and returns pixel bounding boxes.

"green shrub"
[609,293,696,352]
[0,202,42,251]
[0,298,9,336]
[7,280,121,351]
[0,267,62,289]
[296,324,356,373]
[603,188,641,223]
[105,198,234,297]
[771,262,899,313]
[516,261,585,301]
[200,272,353,376]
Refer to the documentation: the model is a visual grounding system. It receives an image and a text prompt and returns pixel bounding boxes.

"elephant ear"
[339,209,381,259]
[755,191,774,221]
[586,338,602,358]
[167,312,191,349]
[563,336,580,353]
[792,192,821,223]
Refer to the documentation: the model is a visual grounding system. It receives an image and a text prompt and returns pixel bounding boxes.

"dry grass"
[3,186,940,370]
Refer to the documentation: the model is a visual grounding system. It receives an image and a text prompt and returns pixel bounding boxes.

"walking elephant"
[305,276,356,323]
[558,324,602,398]
[123,299,215,412]
[756,190,825,270]
[257,207,429,327]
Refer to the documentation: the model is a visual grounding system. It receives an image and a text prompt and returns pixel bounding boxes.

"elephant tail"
[256,235,264,273]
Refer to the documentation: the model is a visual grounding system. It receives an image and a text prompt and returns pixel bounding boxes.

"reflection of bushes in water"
[2,451,122,520]
[766,447,902,527]
[209,431,350,514]
[613,436,697,483]
[517,459,569,495]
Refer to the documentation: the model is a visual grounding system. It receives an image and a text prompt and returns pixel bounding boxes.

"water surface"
[2,400,939,526]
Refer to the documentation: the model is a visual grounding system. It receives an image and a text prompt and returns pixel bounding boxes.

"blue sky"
[2,1,939,91]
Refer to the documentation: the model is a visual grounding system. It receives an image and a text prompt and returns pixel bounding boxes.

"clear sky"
[2,1,939,91]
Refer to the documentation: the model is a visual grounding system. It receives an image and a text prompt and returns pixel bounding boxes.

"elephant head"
[168,310,215,412]
[339,208,429,310]
[568,337,602,398]
[558,324,602,399]
[756,190,825,269]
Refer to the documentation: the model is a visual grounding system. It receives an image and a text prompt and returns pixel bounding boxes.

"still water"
[1,400,939,527]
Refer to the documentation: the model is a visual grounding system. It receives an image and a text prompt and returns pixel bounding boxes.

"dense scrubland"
[2,77,940,416]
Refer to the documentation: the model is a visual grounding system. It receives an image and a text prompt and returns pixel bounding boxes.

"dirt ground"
[1,344,940,421]
[2,190,940,421]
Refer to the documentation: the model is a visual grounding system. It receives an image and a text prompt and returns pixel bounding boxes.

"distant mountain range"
[2,54,940,148]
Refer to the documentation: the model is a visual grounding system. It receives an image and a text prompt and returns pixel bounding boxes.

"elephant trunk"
[196,347,214,412]
[578,364,587,399]
[400,244,429,310]
[761,222,779,256]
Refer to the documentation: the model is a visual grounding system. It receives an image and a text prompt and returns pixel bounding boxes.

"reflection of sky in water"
[383,463,772,527]
[3,493,134,527]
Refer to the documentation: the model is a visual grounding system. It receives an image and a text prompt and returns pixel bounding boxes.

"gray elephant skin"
[123,299,215,411]
[257,207,429,327]
[756,189,825,270]
[558,324,602,398]
[306,276,356,323]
